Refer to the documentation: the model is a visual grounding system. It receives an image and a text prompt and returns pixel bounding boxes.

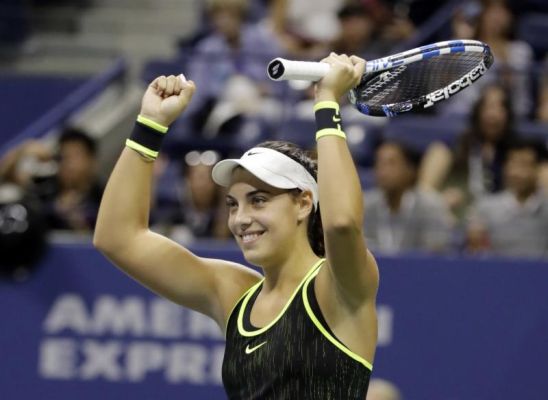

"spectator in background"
[450,1,481,41]
[440,0,533,117]
[181,0,284,138]
[364,141,452,254]
[466,138,548,258]
[152,150,230,242]
[366,378,402,400]
[0,128,103,232]
[536,74,548,124]
[330,2,381,60]
[0,139,56,191]
[476,0,533,118]
[420,84,516,220]
[534,67,548,191]
[368,0,445,53]
[268,0,341,58]
[44,128,103,231]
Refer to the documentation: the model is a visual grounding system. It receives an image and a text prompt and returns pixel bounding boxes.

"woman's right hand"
[139,75,196,127]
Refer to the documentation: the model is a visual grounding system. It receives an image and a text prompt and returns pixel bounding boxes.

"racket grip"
[267,58,330,82]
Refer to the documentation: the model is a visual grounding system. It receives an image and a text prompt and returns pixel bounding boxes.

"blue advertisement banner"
[0,243,547,400]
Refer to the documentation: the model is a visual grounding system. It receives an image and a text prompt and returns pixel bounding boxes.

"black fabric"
[314,107,344,132]
[242,283,262,331]
[222,270,371,400]
[129,122,165,152]
[306,276,344,344]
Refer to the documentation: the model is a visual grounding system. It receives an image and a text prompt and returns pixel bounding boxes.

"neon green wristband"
[315,129,347,140]
[136,115,169,133]
[314,101,346,141]
[125,115,169,161]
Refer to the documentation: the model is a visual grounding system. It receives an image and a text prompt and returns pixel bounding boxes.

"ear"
[296,190,314,223]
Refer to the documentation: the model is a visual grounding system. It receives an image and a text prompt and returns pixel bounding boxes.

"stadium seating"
[517,13,548,60]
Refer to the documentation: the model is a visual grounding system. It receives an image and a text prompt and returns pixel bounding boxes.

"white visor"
[211,147,319,210]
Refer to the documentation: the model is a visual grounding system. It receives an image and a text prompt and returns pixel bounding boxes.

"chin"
[241,248,268,268]
[240,243,279,268]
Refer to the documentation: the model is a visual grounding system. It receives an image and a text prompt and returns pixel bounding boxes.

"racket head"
[349,40,494,117]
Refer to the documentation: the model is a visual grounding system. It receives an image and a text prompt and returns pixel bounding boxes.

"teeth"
[242,233,261,243]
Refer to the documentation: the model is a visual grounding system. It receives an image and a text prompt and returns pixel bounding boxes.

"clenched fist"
[139,75,196,127]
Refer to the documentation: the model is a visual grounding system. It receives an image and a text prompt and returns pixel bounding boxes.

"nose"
[232,204,253,230]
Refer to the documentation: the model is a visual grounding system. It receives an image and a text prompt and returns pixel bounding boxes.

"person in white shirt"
[364,141,452,254]
[467,138,548,258]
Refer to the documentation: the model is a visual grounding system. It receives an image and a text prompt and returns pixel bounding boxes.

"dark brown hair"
[255,140,325,257]
[59,127,97,156]
[454,83,515,169]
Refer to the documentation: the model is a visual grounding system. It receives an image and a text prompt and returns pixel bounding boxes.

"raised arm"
[0,140,53,186]
[314,54,379,305]
[93,76,260,328]
[418,141,454,191]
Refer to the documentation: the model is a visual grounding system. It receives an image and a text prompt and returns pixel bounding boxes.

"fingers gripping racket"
[267,40,494,117]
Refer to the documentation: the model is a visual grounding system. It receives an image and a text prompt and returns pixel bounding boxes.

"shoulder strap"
[301,263,374,371]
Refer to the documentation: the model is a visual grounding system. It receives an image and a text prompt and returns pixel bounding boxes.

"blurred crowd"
[1,0,548,261]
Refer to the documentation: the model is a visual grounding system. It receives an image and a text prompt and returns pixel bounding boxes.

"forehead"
[507,148,537,162]
[226,168,285,196]
[483,86,505,103]
[60,140,92,156]
[378,143,405,160]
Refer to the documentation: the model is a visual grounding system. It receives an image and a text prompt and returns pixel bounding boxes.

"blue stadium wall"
[1,243,547,400]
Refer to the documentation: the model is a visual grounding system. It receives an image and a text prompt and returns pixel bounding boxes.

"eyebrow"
[226,189,272,201]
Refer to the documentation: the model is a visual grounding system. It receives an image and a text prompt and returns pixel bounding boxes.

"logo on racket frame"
[424,59,489,108]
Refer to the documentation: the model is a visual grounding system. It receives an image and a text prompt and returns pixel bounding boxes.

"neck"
[61,179,91,193]
[384,188,407,213]
[514,188,536,204]
[226,34,240,49]
[261,236,320,295]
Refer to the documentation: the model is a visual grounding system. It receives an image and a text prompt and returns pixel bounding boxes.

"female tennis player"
[94,53,379,399]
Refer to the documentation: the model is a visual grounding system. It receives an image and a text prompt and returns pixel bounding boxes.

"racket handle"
[267,58,330,81]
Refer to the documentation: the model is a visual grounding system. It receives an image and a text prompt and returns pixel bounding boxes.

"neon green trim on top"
[313,101,340,112]
[137,114,169,133]
[302,266,373,371]
[224,279,264,338]
[316,129,347,140]
[125,139,159,159]
[237,259,325,337]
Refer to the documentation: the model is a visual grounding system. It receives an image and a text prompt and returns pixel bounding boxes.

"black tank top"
[222,259,372,399]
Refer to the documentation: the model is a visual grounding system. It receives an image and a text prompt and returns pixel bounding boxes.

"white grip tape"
[267,57,378,81]
[267,58,330,82]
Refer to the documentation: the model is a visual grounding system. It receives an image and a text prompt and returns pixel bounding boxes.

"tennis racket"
[267,39,494,117]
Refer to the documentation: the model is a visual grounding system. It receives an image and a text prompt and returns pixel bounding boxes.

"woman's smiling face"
[225,168,305,266]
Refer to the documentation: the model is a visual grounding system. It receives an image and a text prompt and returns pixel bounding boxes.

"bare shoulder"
[205,258,263,328]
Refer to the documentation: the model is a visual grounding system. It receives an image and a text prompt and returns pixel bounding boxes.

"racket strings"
[356,52,485,107]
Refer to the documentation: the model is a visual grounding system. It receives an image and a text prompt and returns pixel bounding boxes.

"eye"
[225,198,237,209]
[251,196,267,206]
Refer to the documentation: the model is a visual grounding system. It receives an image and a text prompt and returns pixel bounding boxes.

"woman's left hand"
[314,53,365,102]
